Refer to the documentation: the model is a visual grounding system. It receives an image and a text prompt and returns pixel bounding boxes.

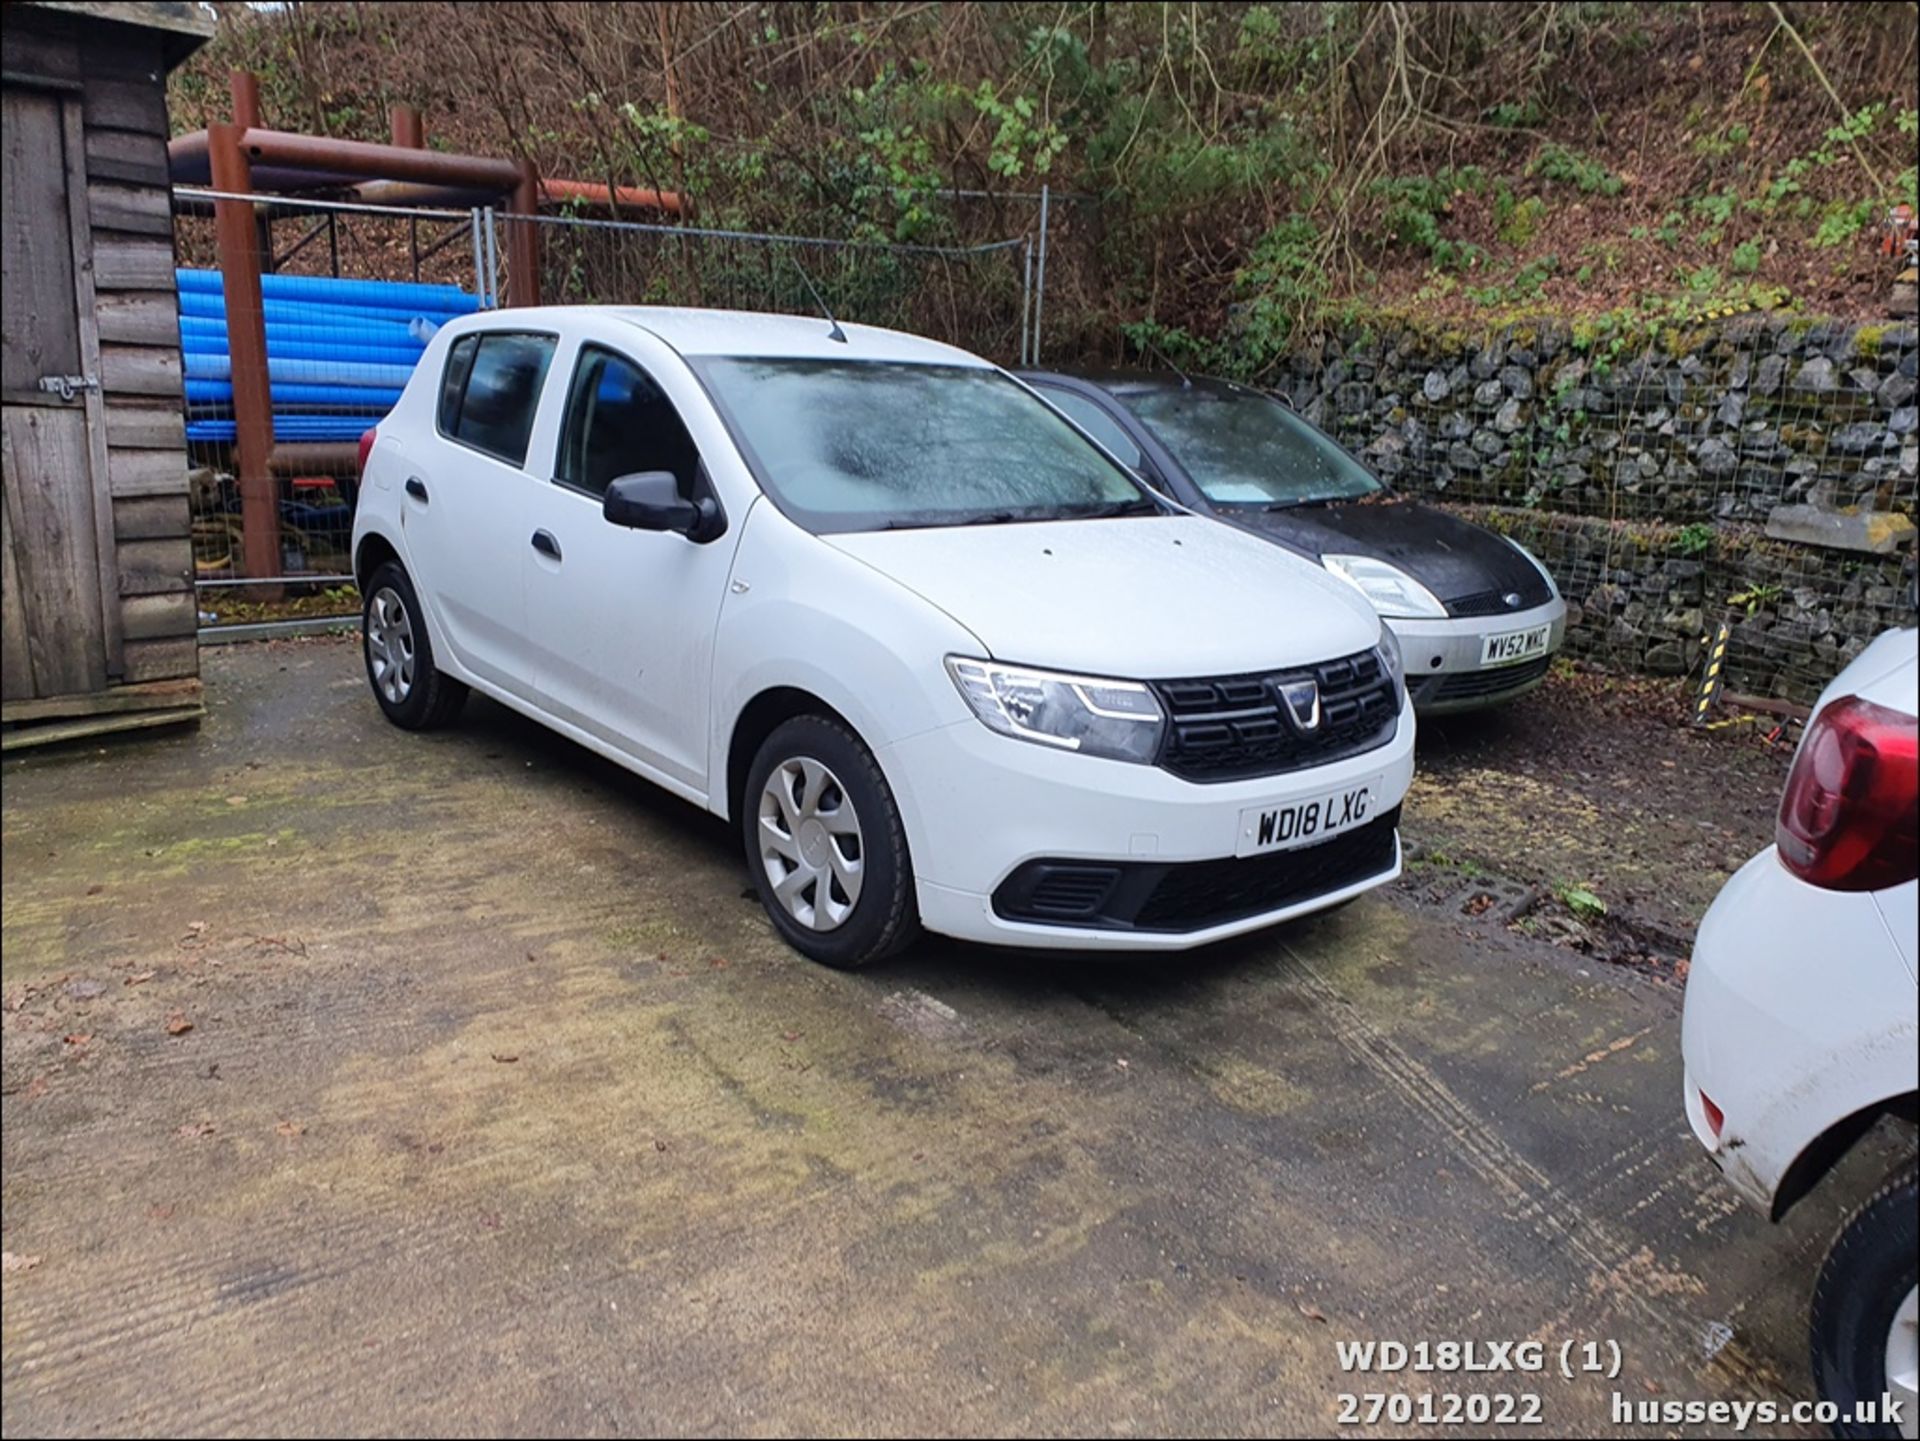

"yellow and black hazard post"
[1691,620,1733,726]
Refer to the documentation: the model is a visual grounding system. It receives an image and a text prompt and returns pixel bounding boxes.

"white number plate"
[1237,777,1382,858]
[1480,623,1551,668]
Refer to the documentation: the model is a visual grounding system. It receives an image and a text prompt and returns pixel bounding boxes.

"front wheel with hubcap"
[1810,1170,1918,1440]
[742,715,918,968]
[361,560,467,730]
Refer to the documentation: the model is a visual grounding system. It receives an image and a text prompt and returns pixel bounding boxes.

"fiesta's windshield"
[695,358,1157,533]
[1125,385,1383,508]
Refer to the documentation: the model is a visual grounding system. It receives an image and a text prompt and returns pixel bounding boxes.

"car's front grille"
[1421,655,1552,703]
[1445,579,1553,618]
[1151,649,1399,782]
[993,807,1402,933]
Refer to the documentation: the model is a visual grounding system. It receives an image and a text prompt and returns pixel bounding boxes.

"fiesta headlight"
[946,657,1165,764]
[1322,554,1449,619]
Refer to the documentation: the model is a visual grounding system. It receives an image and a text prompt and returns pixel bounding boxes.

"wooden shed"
[2,1,211,748]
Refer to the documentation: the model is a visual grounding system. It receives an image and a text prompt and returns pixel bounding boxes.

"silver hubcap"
[1888,1284,1918,1441]
[758,756,864,931]
[366,586,416,705]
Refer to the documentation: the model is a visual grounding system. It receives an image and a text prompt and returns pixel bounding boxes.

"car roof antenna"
[787,254,847,344]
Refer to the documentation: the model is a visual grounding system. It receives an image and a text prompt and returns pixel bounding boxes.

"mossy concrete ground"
[0,639,1869,1435]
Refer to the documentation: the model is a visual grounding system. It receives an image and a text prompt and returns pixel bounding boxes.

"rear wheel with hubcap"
[743,715,918,968]
[361,560,467,730]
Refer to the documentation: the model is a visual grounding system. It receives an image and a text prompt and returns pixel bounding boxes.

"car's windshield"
[693,358,1156,533]
[1124,385,1382,508]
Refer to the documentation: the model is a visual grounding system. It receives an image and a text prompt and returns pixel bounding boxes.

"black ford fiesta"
[1020,370,1567,713]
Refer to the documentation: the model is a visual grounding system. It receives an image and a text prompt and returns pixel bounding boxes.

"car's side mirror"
[603,471,721,542]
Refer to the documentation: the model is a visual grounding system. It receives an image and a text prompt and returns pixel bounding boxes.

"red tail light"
[1776,695,1919,892]
[357,427,378,474]
[1700,1091,1725,1141]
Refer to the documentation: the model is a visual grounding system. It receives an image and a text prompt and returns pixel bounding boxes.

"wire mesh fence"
[1280,312,1919,702]
[512,210,1032,363]
[169,194,1034,632]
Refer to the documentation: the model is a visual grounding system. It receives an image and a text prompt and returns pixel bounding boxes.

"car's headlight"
[1503,536,1560,598]
[945,657,1165,764]
[1375,623,1407,707]
[1322,554,1448,619]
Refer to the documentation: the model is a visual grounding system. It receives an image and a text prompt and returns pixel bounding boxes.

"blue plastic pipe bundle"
[178,269,480,443]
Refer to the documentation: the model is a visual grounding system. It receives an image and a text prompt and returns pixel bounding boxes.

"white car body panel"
[826,514,1381,678]
[355,306,1413,951]
[1681,626,1920,1211]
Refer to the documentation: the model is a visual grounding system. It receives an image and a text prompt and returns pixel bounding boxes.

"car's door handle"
[531,529,562,562]
[404,477,428,503]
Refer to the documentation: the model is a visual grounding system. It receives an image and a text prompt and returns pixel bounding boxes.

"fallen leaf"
[653,1138,668,1152]
[490,1052,518,1064]
[124,971,155,986]
[148,1204,175,1221]
[22,1075,48,1101]
[1,1251,43,1274]
[165,1012,193,1036]
[86,884,105,896]
[225,795,248,806]
[62,1033,93,1047]
[781,1030,801,1042]
[174,1120,214,1139]
[1297,1301,1328,1323]
[275,1120,306,1138]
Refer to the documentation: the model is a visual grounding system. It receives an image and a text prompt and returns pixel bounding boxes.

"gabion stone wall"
[1449,507,1914,699]
[1275,315,1918,701]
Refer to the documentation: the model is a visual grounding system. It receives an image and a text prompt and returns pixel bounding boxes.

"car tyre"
[743,715,920,968]
[1809,1169,1918,1440]
[362,560,467,731]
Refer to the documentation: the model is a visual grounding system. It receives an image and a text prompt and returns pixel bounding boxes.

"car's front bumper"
[1389,597,1567,712]
[879,696,1417,951]
[1680,847,1919,1215]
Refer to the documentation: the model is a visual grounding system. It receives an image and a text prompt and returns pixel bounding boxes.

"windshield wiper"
[881,510,1022,530]
[1064,497,1162,519]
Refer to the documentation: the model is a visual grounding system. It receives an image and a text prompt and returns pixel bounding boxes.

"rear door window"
[438,332,556,467]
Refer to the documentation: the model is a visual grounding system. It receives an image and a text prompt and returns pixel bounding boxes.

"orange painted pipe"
[538,176,685,216]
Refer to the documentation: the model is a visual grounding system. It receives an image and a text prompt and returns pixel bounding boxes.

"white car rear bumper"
[1679,847,1918,1213]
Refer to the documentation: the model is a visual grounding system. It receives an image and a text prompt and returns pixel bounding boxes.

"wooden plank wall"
[5,10,198,690]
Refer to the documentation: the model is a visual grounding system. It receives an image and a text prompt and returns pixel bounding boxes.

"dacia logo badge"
[1278,678,1321,733]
